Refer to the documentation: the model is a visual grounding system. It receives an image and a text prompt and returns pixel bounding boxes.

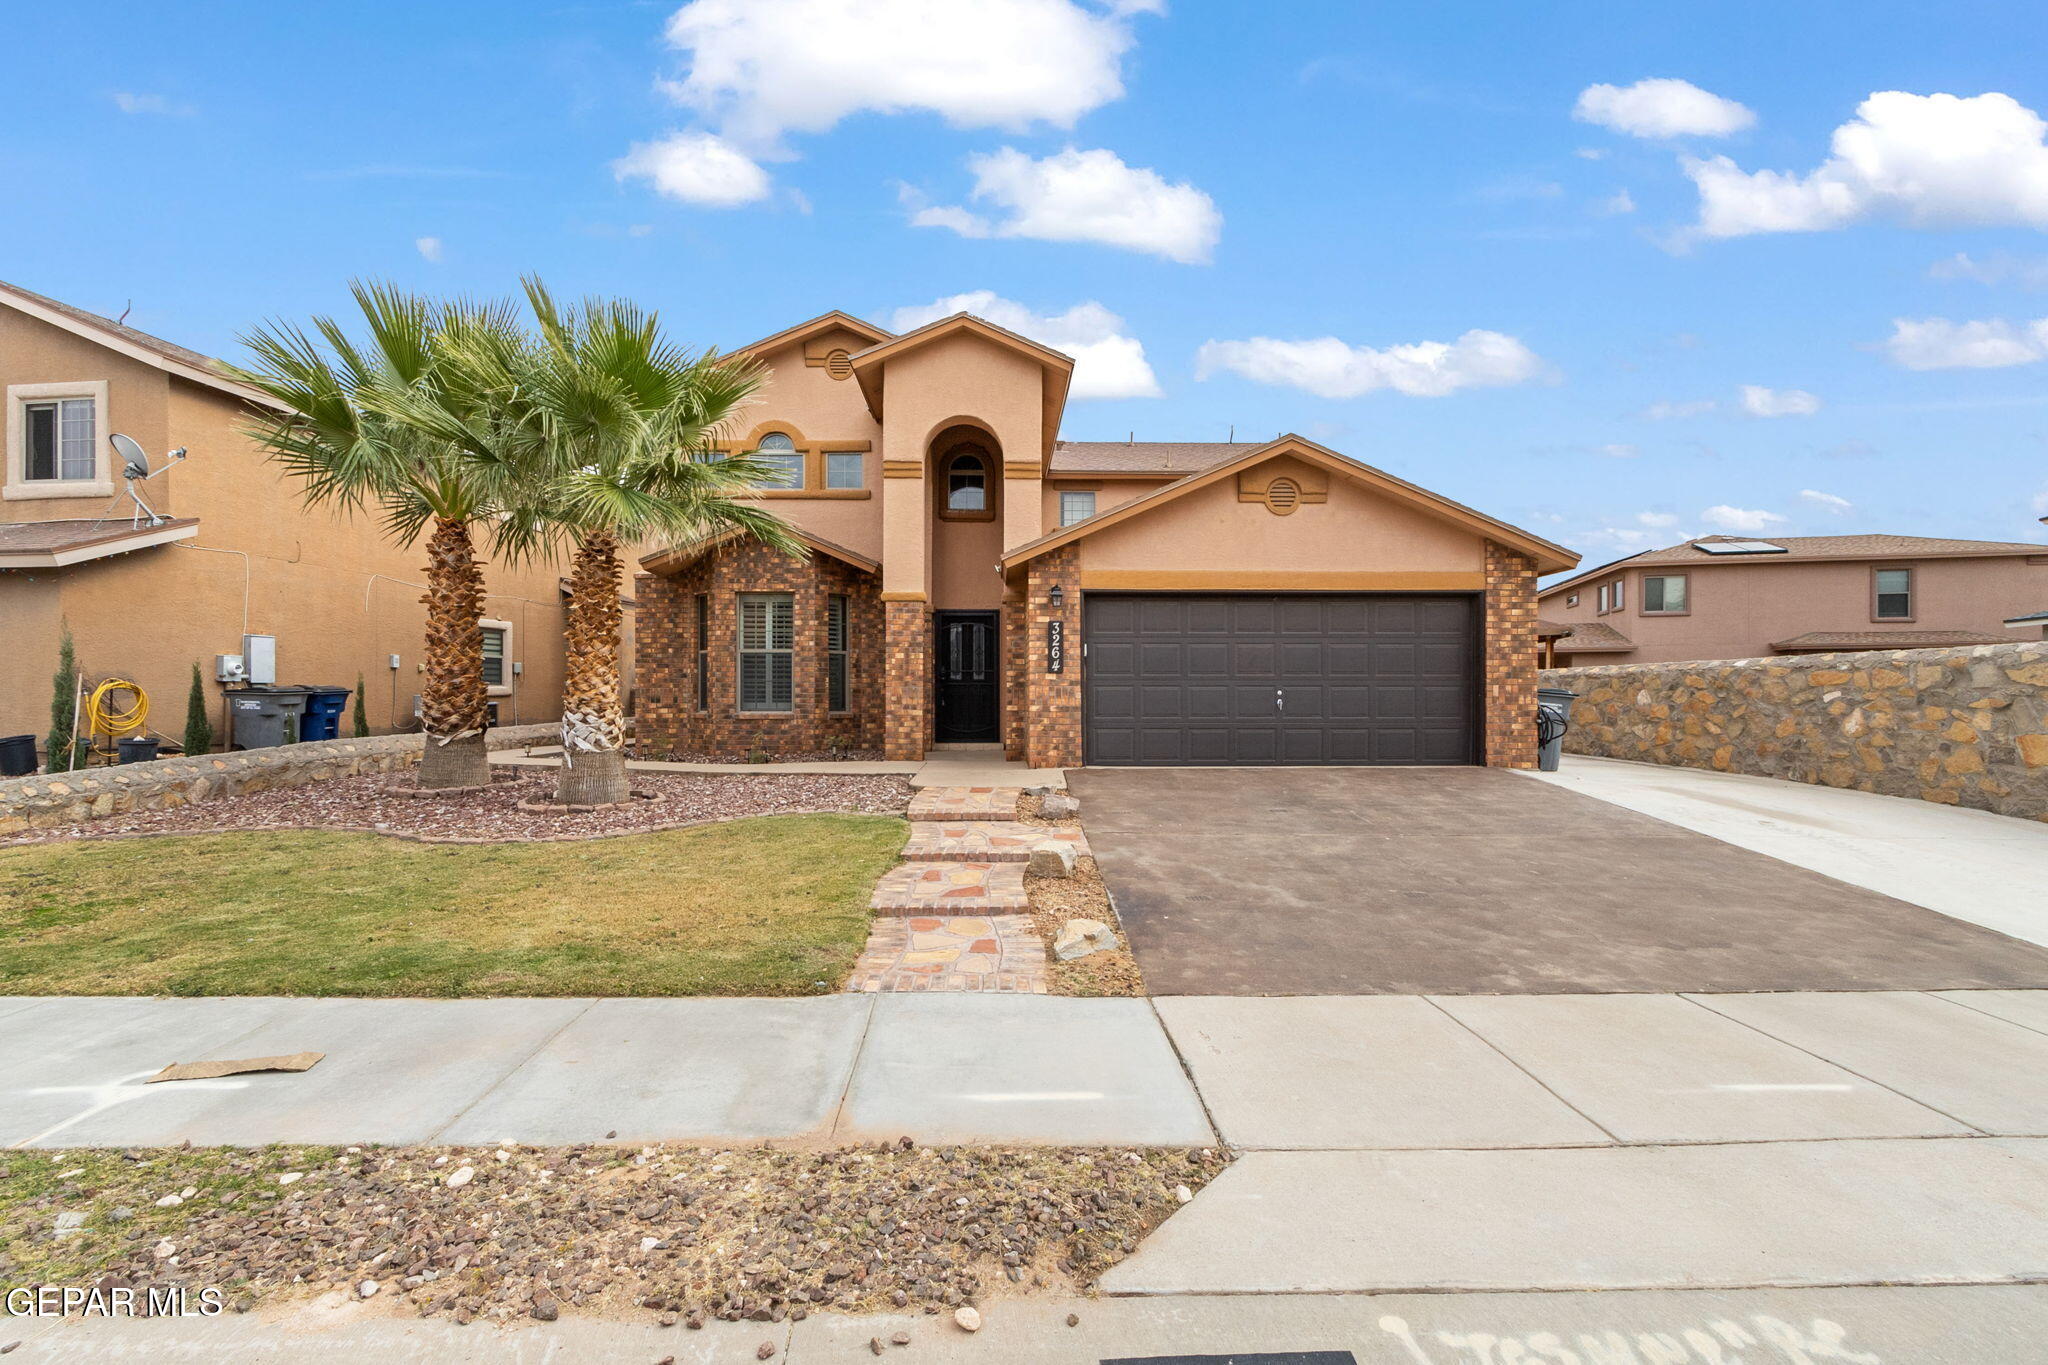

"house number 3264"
[1046,620,1064,674]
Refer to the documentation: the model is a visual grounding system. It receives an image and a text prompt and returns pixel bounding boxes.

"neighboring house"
[634,310,1578,769]
[0,280,579,750]
[1538,533,2048,667]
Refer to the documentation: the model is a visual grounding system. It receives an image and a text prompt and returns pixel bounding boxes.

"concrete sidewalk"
[0,994,1209,1149]
[17,1284,2046,1362]
[1528,755,2048,947]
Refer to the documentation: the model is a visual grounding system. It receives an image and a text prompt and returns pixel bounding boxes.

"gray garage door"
[1083,593,1479,766]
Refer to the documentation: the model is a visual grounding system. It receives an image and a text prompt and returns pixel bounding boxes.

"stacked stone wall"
[1544,642,2048,821]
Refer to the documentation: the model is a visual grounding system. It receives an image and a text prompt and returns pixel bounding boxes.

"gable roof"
[640,524,879,577]
[1002,434,1580,575]
[731,310,893,360]
[1542,533,2048,597]
[849,313,1074,462]
[1051,440,1261,476]
[0,279,285,411]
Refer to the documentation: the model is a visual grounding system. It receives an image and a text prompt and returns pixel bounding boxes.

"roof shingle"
[1049,441,1261,474]
[1769,629,2010,652]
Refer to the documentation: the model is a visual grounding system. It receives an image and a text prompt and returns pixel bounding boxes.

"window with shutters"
[737,592,794,712]
[827,594,850,712]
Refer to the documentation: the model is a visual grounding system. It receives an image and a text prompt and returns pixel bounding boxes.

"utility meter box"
[242,634,277,685]
[215,654,246,684]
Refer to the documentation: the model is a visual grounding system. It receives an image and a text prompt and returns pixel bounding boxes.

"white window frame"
[480,618,514,697]
[5,381,112,500]
[824,451,864,489]
[1059,489,1097,527]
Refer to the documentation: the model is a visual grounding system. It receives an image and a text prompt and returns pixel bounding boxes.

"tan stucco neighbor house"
[634,310,1579,770]
[0,281,577,750]
[1539,533,2048,667]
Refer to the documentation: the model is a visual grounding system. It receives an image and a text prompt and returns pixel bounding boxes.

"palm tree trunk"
[557,529,629,806]
[416,516,493,790]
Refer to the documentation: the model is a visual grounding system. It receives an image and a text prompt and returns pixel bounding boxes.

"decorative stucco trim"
[4,379,113,501]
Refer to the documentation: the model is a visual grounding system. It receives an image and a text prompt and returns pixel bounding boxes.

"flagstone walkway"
[852,786,1055,992]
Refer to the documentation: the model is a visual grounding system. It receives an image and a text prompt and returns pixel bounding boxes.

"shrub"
[46,625,80,773]
[183,663,213,757]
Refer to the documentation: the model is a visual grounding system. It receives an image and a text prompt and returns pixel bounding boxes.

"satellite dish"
[110,432,151,480]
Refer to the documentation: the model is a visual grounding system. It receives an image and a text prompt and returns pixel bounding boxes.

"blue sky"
[8,0,2048,571]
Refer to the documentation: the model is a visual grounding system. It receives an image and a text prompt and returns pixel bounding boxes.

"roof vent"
[1265,477,1301,516]
[825,348,853,380]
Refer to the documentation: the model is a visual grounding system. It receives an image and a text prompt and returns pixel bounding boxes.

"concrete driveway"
[1070,766,2048,995]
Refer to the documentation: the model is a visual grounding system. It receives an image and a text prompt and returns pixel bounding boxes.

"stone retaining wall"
[1542,642,2048,821]
[0,724,558,835]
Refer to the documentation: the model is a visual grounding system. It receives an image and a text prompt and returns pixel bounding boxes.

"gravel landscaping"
[1018,795,1144,998]
[0,1143,1224,1327]
[630,746,887,764]
[0,768,912,846]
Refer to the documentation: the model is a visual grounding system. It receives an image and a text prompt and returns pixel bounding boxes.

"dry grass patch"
[0,815,905,998]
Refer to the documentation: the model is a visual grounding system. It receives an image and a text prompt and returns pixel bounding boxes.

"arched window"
[750,432,803,488]
[942,448,988,516]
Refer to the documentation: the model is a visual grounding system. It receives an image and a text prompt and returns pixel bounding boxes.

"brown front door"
[934,611,999,742]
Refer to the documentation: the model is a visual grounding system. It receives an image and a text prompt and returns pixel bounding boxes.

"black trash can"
[1536,686,1576,772]
[117,737,161,764]
[0,734,35,777]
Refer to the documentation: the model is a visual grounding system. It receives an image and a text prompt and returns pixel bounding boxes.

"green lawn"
[0,815,905,997]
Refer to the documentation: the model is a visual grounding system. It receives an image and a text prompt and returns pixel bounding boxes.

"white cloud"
[1800,489,1853,514]
[414,236,444,263]
[1195,330,1546,400]
[112,91,194,116]
[659,0,1146,148]
[1596,443,1640,459]
[1574,147,1610,161]
[1739,384,1821,417]
[1700,504,1787,533]
[1643,397,1717,419]
[1684,91,2048,240]
[889,291,1160,399]
[911,147,1221,263]
[1880,315,2048,369]
[613,131,771,207]
[1597,189,1637,215]
[1637,511,1679,527]
[1928,251,2048,288]
[1573,79,1755,139]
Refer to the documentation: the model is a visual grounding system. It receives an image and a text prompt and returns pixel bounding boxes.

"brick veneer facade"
[1024,545,1082,768]
[1001,593,1027,759]
[1482,538,1539,769]
[882,599,931,761]
[634,540,882,757]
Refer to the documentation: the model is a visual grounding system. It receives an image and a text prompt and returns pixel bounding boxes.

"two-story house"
[1538,533,2048,667]
[0,280,575,750]
[632,310,1579,770]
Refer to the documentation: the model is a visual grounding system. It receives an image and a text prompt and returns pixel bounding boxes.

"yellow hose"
[86,678,150,743]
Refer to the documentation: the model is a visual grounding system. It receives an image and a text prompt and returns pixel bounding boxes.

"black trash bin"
[117,737,161,764]
[228,686,312,750]
[0,734,35,777]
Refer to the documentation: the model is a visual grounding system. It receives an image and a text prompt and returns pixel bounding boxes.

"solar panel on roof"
[1694,539,1787,555]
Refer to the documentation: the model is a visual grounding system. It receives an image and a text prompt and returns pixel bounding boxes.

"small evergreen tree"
[183,663,213,757]
[352,674,370,738]
[46,625,79,773]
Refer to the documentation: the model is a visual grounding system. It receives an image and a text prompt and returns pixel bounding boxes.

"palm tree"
[228,284,524,790]
[480,280,804,806]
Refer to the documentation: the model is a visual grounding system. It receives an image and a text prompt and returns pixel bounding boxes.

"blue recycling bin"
[296,686,353,743]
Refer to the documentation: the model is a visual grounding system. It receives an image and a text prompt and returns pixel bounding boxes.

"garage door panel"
[1085,593,1477,766]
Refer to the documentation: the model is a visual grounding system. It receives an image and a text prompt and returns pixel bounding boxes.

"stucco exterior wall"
[1540,554,2048,665]
[1073,466,1486,586]
[737,328,885,560]
[2,313,576,745]
[1041,477,1174,529]
[1543,642,2048,821]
